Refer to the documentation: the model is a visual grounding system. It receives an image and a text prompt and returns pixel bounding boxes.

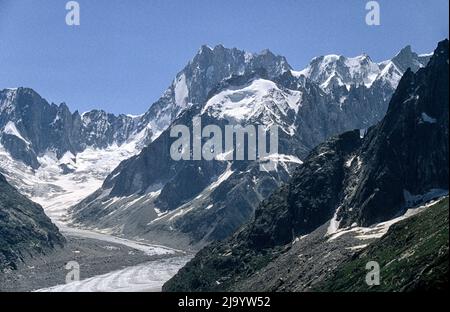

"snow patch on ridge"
[174,73,189,111]
[420,112,437,124]
[327,205,342,235]
[208,165,234,191]
[2,121,31,147]
[202,79,302,124]
[327,195,448,242]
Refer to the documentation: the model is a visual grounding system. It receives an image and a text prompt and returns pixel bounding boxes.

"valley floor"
[0,227,191,292]
[1,142,192,292]
[1,211,191,292]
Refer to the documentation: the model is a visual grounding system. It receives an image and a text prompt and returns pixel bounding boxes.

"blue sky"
[0,0,448,115]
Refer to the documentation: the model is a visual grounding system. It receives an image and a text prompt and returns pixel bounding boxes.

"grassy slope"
[314,197,449,292]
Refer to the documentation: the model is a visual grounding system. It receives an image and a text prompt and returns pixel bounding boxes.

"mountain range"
[1,43,432,253]
[0,37,447,292]
[67,44,431,249]
[163,39,449,291]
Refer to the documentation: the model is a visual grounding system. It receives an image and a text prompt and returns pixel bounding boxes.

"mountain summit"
[294,46,431,91]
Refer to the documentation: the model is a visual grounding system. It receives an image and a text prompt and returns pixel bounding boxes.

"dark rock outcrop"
[0,173,65,271]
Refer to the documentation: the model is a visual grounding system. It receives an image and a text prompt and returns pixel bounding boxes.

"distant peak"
[311,54,342,64]
[400,45,412,53]
[394,45,414,59]
[351,53,373,64]
[10,87,43,99]
[358,53,371,60]
[435,38,449,53]
[260,48,274,56]
[213,43,225,51]
[198,44,213,54]
[3,88,18,92]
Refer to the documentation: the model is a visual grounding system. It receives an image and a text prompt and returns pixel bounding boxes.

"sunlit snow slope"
[0,139,143,222]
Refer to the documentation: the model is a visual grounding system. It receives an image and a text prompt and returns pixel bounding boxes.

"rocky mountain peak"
[297,45,432,93]
[297,52,381,90]
[390,44,432,73]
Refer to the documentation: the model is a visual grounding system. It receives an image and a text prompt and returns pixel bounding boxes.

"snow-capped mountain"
[69,71,304,248]
[67,44,432,249]
[0,88,150,167]
[163,39,449,292]
[0,45,293,165]
[0,42,433,249]
[0,88,153,220]
[138,45,292,136]
[0,46,292,221]
[0,45,292,165]
[294,54,380,90]
[294,46,431,92]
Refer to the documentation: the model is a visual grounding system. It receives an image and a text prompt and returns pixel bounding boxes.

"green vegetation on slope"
[314,197,449,292]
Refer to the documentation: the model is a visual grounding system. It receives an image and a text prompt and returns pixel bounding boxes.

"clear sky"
[0,0,448,115]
